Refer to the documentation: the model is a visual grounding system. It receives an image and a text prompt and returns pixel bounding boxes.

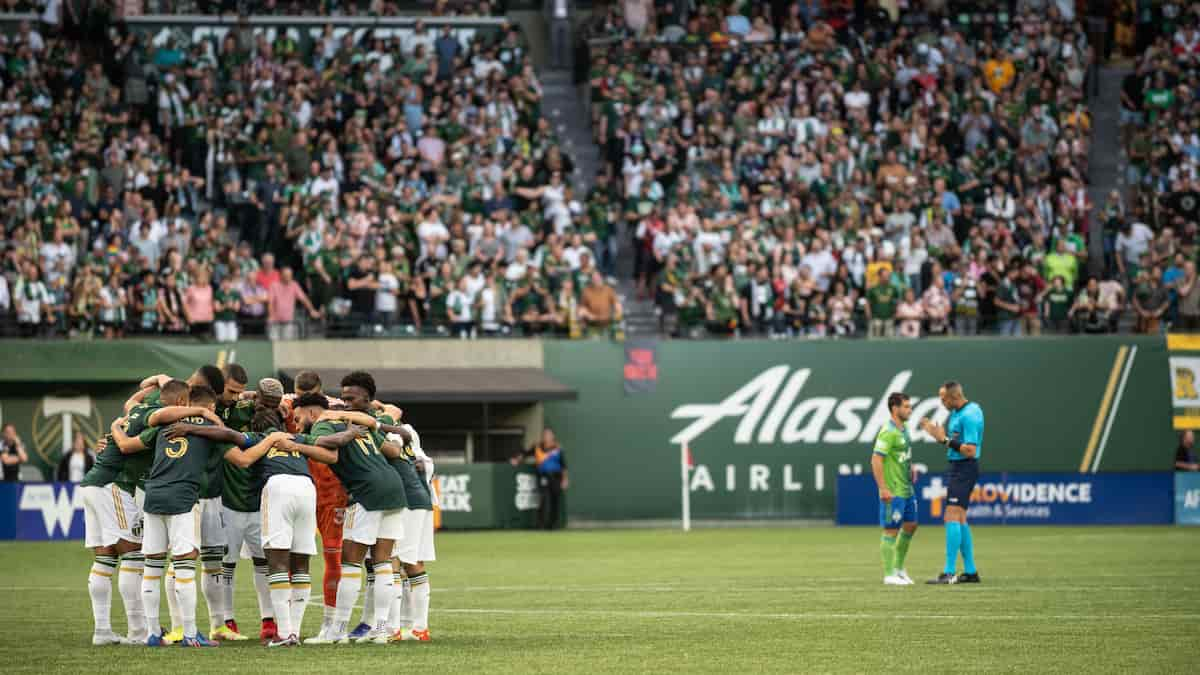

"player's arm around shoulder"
[281,434,339,465]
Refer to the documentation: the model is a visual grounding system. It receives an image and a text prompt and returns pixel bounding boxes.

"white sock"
[290,573,311,637]
[165,564,183,632]
[118,553,146,638]
[371,561,393,629]
[220,562,236,623]
[173,559,198,637]
[399,576,414,629]
[359,562,375,627]
[409,571,430,631]
[253,563,273,622]
[267,571,293,639]
[334,563,363,625]
[323,604,336,623]
[387,572,404,629]
[200,548,224,630]
[88,554,118,632]
[141,558,166,634]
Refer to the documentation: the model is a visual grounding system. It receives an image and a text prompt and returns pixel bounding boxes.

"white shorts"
[394,508,436,564]
[222,507,264,562]
[261,474,318,556]
[343,503,404,547]
[81,484,142,548]
[142,504,201,558]
[199,497,225,550]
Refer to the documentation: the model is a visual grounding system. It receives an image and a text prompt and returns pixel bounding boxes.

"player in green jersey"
[78,379,184,646]
[289,380,409,646]
[871,392,919,586]
[210,364,268,642]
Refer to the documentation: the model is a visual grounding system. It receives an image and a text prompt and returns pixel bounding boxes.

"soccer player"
[213,368,279,642]
[871,392,918,586]
[79,384,166,645]
[391,422,436,641]
[317,404,430,642]
[166,404,364,646]
[137,384,239,647]
[920,381,984,584]
[279,370,347,636]
[291,379,409,645]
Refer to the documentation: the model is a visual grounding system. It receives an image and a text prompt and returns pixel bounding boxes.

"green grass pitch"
[0,526,1196,673]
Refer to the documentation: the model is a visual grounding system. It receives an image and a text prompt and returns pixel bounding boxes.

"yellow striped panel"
[1080,346,1128,473]
[1168,334,1200,351]
[111,485,127,530]
[341,572,363,579]
[174,578,194,584]
[291,583,312,590]
[91,570,113,578]
[143,575,162,581]
[1174,416,1200,430]
[119,567,141,573]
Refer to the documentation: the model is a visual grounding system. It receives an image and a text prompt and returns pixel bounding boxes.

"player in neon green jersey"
[871,392,919,586]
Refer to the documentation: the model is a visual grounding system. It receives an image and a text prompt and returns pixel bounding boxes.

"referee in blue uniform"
[919,381,983,584]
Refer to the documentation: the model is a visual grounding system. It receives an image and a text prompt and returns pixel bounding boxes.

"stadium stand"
[0,0,1187,341]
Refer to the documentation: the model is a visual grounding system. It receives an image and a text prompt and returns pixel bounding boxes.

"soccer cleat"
[956,572,982,584]
[211,625,248,641]
[926,573,959,585]
[305,622,348,645]
[225,619,242,635]
[348,622,372,640]
[181,633,219,647]
[260,618,279,642]
[92,630,124,646]
[883,574,908,586]
[895,570,915,585]
[266,635,297,648]
[124,631,150,645]
[357,625,391,644]
[162,627,184,645]
[407,629,431,642]
[146,632,167,647]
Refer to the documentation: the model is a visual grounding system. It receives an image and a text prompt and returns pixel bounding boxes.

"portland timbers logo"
[31,395,104,466]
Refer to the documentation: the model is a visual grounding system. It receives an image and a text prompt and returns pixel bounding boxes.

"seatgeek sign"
[836,473,1174,525]
[0,482,86,540]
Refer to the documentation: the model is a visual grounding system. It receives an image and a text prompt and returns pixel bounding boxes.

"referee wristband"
[947,438,963,452]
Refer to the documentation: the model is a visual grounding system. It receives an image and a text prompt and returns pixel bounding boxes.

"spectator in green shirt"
[866,268,899,339]
[213,274,242,343]
[995,265,1023,336]
[1041,275,1073,333]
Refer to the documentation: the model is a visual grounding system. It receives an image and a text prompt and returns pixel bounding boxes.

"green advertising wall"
[435,464,543,529]
[543,337,1172,522]
[0,340,273,478]
[0,337,1173,522]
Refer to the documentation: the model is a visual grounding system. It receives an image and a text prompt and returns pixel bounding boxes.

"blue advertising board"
[0,482,86,540]
[837,473,1174,526]
[1176,473,1200,526]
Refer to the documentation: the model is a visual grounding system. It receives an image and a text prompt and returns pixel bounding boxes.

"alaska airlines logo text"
[670,367,948,447]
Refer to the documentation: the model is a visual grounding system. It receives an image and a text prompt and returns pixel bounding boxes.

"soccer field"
[1,526,1196,673]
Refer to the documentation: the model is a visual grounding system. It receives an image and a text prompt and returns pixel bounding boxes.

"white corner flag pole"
[681,442,692,532]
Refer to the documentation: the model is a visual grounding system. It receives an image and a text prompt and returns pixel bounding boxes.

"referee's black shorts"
[946,458,979,509]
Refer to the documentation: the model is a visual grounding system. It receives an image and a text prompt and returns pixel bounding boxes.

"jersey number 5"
[165,438,189,459]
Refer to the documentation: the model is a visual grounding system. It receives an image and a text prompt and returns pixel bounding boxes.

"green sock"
[894,531,914,571]
[880,534,897,576]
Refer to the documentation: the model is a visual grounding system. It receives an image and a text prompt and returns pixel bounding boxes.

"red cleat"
[260,618,279,642]
[226,619,241,635]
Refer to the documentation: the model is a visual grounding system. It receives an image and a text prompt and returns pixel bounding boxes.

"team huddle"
[78,365,436,647]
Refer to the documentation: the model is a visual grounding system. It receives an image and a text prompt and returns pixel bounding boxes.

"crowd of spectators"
[1116,2,1200,333]
[0,5,642,341]
[585,0,1116,339]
